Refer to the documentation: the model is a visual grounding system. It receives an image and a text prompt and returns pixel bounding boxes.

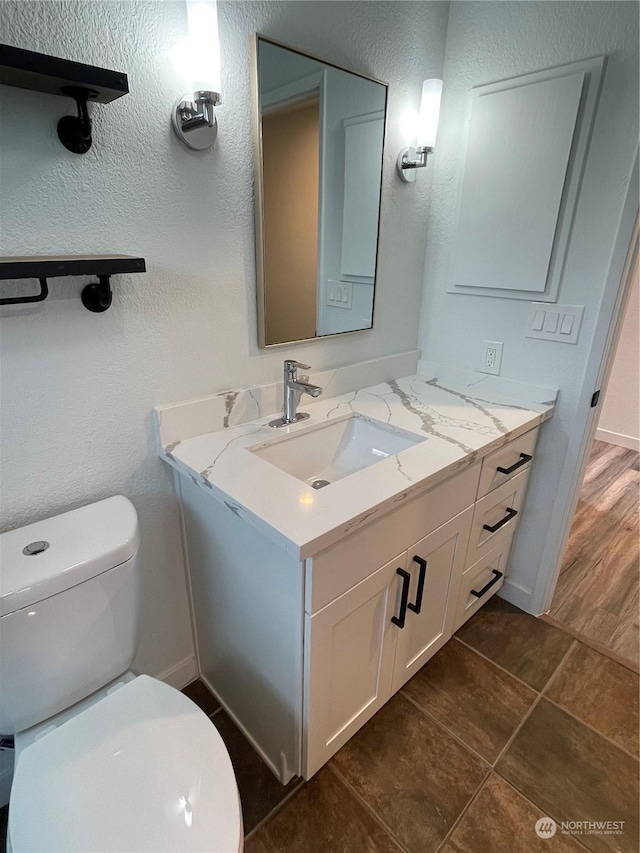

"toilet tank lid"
[0,496,139,617]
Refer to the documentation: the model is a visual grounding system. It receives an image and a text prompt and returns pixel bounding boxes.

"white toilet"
[0,496,243,852]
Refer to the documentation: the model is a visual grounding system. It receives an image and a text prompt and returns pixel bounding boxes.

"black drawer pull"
[497,453,532,475]
[407,556,427,615]
[470,569,503,598]
[483,507,517,533]
[391,568,411,629]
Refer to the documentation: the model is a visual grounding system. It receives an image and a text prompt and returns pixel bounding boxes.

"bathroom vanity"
[156,366,554,783]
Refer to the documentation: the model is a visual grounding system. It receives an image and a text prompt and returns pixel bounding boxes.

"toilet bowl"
[0,496,243,852]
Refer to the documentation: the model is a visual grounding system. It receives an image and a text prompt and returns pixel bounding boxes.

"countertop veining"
[157,371,555,560]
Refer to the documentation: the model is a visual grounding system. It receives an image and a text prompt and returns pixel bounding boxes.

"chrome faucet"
[269,360,323,428]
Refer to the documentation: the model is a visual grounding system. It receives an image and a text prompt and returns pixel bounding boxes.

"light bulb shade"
[416,78,442,148]
[185,0,221,95]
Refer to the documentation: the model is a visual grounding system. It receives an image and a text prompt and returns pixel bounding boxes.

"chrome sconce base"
[172,89,220,150]
[396,145,434,183]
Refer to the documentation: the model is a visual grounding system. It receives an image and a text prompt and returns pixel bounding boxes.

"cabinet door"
[303,553,406,778]
[391,507,473,695]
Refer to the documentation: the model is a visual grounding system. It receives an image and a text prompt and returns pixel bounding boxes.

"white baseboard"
[595,428,640,452]
[498,577,535,613]
[155,654,198,690]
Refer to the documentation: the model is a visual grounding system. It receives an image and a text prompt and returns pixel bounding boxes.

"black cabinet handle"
[496,453,532,475]
[470,568,503,598]
[483,507,517,533]
[407,556,427,615]
[391,568,411,629]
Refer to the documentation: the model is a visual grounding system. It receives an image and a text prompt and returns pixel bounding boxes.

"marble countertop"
[158,370,555,561]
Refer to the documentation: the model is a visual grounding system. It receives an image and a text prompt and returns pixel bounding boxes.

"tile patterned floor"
[246,598,639,853]
[1,599,637,852]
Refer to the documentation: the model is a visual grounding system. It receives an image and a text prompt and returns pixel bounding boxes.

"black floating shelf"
[0,44,128,102]
[0,43,129,153]
[0,255,145,280]
[0,255,146,313]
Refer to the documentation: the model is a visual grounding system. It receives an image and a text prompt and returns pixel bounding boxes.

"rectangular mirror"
[252,36,388,347]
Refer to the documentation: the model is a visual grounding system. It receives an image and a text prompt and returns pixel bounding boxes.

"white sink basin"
[248,413,425,488]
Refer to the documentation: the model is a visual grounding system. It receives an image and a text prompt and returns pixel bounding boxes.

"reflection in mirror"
[253,37,388,347]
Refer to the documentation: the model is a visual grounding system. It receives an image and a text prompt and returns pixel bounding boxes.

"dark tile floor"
[245,597,639,853]
[1,598,637,852]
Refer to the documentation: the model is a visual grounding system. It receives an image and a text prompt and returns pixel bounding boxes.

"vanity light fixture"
[171,0,221,151]
[397,78,443,183]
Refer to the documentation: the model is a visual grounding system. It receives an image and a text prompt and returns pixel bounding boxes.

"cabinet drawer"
[466,468,530,568]
[477,427,538,499]
[452,538,512,631]
[306,461,481,614]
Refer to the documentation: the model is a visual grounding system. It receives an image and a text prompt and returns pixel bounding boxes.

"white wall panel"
[452,73,583,293]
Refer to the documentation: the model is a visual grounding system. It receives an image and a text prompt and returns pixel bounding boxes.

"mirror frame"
[251,34,389,348]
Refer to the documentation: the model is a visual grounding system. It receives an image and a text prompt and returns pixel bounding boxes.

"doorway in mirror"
[253,36,388,347]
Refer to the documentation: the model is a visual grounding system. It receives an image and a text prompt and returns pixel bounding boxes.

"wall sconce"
[171,0,221,151]
[397,79,443,183]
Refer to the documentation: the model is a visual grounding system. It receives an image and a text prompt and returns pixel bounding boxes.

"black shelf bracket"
[57,86,95,154]
[0,43,128,154]
[0,255,145,312]
[81,275,112,313]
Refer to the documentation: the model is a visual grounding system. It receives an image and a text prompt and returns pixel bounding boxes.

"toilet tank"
[0,496,140,735]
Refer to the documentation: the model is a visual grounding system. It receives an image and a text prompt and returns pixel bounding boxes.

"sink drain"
[311,479,331,490]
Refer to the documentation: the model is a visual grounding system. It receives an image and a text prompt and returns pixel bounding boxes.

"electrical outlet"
[482,341,503,375]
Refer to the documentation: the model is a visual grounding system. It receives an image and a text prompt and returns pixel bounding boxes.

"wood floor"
[548,439,639,667]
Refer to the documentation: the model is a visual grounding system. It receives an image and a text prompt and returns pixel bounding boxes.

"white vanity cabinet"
[176,424,540,784]
[449,426,539,631]
[304,507,473,777]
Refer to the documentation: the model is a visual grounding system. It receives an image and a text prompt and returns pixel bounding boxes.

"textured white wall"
[417,1,638,609]
[598,257,639,450]
[0,1,449,678]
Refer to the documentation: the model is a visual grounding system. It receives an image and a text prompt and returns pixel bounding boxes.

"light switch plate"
[526,303,584,343]
[327,280,353,310]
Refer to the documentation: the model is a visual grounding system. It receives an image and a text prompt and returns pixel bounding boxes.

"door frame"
[535,147,639,614]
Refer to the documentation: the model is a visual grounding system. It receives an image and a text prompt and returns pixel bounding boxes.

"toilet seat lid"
[9,675,243,853]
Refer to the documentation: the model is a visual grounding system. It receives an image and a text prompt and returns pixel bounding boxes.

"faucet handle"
[285,359,311,372]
